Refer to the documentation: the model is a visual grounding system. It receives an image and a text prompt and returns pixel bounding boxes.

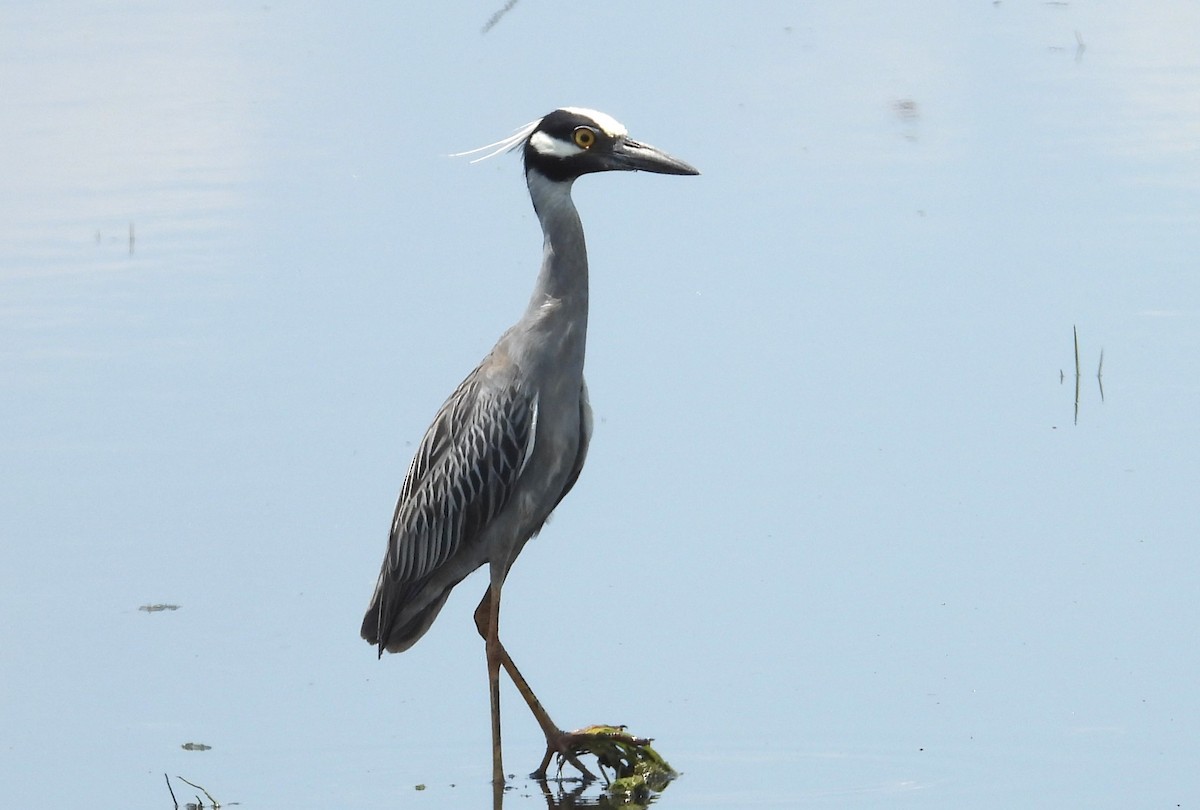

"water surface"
[2,3,1198,808]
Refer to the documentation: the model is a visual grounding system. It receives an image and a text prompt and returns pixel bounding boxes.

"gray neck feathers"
[524,170,588,315]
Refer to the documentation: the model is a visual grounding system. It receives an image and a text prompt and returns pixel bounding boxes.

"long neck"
[524,170,589,317]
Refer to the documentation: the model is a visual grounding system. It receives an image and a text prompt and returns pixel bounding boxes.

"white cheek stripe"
[529,130,584,158]
[561,107,628,138]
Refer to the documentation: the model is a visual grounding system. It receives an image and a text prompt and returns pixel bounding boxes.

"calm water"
[2,3,1198,808]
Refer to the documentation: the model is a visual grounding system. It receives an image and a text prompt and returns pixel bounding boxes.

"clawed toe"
[531,730,598,782]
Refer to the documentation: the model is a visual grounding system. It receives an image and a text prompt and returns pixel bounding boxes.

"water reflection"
[485,726,675,810]
[497,772,671,810]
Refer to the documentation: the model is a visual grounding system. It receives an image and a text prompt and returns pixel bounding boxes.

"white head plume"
[449,118,540,164]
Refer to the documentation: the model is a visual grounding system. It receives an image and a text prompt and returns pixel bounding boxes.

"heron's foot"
[533,724,675,792]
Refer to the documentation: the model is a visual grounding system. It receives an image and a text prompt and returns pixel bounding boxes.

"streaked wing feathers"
[383,370,537,587]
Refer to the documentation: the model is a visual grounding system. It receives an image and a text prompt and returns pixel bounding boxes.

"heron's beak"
[607,138,699,175]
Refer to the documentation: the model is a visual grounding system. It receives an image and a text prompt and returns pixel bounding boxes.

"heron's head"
[522,108,699,182]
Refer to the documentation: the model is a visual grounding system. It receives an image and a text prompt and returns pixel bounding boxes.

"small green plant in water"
[554,725,675,807]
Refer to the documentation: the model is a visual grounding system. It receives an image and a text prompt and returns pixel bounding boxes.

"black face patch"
[523,109,623,182]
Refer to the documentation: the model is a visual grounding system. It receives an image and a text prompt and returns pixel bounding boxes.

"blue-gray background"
[2,2,1197,807]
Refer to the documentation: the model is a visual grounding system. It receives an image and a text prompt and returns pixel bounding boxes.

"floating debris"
[139,603,181,613]
[892,98,920,122]
[180,742,211,751]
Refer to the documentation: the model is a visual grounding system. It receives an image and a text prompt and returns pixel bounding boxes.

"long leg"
[474,588,597,781]
[484,569,505,786]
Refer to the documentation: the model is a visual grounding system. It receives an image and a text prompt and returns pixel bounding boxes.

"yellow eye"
[572,127,597,149]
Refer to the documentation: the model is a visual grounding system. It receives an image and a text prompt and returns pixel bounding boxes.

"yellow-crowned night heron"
[361,108,698,785]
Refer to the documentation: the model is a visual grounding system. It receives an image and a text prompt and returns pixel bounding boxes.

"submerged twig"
[176,776,220,809]
[165,773,179,810]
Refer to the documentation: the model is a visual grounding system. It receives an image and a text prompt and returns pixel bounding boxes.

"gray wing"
[362,366,537,651]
